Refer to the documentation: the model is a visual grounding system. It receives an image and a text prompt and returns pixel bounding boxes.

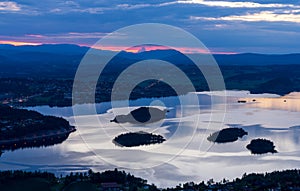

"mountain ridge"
[0,43,300,78]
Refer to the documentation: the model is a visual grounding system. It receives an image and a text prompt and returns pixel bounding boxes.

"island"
[110,107,167,124]
[246,138,277,154]
[113,131,166,147]
[0,105,75,152]
[207,127,248,143]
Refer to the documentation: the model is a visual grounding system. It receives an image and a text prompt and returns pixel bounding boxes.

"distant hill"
[214,53,300,65]
[0,44,299,101]
[0,44,89,78]
[0,44,300,78]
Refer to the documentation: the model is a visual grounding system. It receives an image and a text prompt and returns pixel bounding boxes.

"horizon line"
[1,40,299,55]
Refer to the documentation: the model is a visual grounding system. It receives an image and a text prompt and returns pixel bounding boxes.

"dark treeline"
[1,169,300,191]
[0,170,56,184]
[0,169,158,191]
[165,169,300,191]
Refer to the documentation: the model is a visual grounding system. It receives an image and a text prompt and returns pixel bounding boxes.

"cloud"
[24,32,107,40]
[104,0,300,11]
[17,32,108,41]
[0,32,116,46]
[94,1,300,11]
[0,40,41,46]
[173,0,300,9]
[26,34,45,38]
[116,3,155,10]
[64,1,80,8]
[0,1,20,11]
[0,0,300,53]
[5,0,299,16]
[54,2,172,14]
[190,11,300,23]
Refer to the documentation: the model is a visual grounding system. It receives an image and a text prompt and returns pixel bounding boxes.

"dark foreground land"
[0,105,75,152]
[1,168,300,191]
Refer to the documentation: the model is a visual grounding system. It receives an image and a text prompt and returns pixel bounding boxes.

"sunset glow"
[91,44,237,54]
[0,40,236,54]
[0,40,42,46]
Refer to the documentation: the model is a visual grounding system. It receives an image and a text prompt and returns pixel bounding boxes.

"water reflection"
[234,92,300,112]
[1,91,300,187]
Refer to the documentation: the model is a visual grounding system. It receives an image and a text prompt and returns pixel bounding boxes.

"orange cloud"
[0,40,42,46]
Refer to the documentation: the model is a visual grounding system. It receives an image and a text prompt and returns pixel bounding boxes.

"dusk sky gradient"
[0,0,300,53]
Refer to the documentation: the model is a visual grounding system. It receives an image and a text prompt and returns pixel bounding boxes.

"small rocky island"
[113,131,166,147]
[0,105,75,152]
[111,107,167,124]
[246,138,277,154]
[207,127,248,143]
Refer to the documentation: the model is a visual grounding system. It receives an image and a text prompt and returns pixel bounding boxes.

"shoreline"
[0,126,75,151]
[9,89,297,108]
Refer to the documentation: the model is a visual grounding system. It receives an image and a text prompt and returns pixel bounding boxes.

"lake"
[1,90,300,188]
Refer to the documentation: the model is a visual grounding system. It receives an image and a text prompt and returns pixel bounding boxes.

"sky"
[0,0,300,53]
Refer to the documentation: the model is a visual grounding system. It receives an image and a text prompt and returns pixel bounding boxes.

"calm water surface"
[1,91,300,187]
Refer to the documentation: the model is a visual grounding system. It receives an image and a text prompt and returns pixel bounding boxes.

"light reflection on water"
[1,91,300,187]
[230,91,300,112]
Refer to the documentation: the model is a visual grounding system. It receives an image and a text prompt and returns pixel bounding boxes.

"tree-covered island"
[113,131,166,147]
[207,127,248,143]
[110,107,167,124]
[246,138,277,154]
